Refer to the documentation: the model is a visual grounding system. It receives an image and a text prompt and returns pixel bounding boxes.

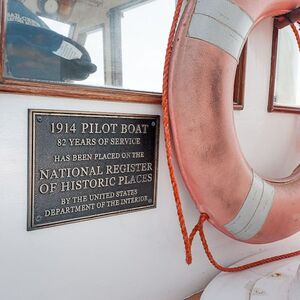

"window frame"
[234,43,247,110]
[268,23,300,114]
[78,24,107,86]
[0,0,245,108]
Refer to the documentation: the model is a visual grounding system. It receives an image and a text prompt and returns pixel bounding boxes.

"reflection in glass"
[39,16,71,37]
[79,27,105,86]
[5,0,97,82]
[4,0,174,92]
[121,0,175,92]
[274,25,300,106]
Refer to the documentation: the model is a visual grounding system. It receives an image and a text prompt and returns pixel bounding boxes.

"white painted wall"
[1,18,300,300]
[275,26,300,106]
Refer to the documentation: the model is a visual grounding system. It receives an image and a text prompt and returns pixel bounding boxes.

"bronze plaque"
[28,109,159,230]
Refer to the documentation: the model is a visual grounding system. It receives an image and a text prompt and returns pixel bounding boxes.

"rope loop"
[198,213,300,272]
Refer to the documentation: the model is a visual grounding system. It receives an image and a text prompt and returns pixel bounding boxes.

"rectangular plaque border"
[28,109,160,230]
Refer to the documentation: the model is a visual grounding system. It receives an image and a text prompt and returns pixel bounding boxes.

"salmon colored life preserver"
[168,0,300,244]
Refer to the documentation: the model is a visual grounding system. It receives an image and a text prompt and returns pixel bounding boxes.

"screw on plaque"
[36,116,42,123]
[148,198,152,203]
[36,215,42,222]
[151,121,156,127]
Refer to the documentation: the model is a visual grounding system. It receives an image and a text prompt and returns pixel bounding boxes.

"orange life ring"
[168,0,300,244]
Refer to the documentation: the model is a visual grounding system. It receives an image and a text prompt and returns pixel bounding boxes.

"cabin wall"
[1,18,300,300]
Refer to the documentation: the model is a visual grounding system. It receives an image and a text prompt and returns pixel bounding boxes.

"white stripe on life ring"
[224,173,275,240]
[188,0,253,60]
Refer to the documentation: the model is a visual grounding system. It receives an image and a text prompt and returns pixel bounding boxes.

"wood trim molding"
[0,75,246,107]
[268,24,300,114]
[0,79,162,104]
[268,103,300,114]
[268,24,279,112]
[0,77,246,107]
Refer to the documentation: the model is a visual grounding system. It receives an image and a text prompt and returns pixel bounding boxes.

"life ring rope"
[162,0,300,270]
[162,0,192,263]
[291,23,300,50]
